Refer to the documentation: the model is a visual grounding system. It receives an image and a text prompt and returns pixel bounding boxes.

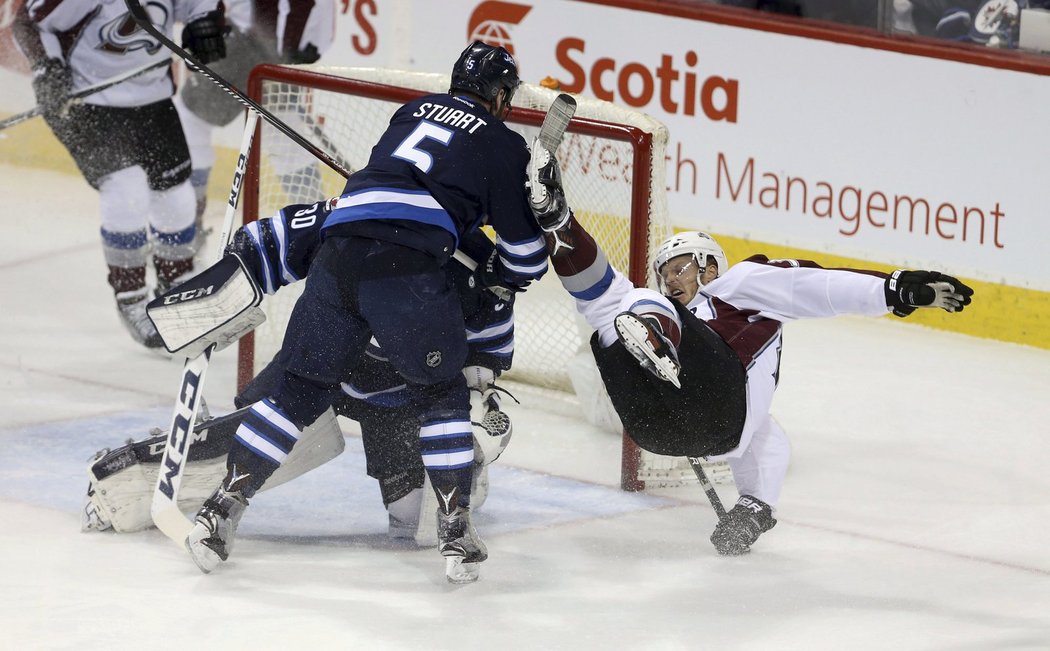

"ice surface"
[0,165,1047,650]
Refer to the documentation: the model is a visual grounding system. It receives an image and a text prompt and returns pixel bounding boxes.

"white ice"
[1,164,1048,650]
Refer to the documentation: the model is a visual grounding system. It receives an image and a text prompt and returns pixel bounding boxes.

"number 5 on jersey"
[393,121,454,172]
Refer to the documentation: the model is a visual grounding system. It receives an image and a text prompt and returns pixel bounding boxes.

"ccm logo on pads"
[163,286,216,304]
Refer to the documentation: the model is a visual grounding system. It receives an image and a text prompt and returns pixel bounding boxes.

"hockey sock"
[419,413,475,512]
[107,264,147,294]
[228,398,305,496]
[548,216,600,277]
[153,254,194,289]
[190,168,211,222]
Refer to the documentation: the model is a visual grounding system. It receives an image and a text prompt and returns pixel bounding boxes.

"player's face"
[660,254,701,305]
[660,254,718,305]
[492,88,513,121]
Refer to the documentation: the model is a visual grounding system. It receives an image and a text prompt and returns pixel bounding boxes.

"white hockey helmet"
[652,231,728,288]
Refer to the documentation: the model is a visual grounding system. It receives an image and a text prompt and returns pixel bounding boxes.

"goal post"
[238,63,719,491]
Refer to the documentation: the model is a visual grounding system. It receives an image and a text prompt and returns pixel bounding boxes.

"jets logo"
[97,5,168,55]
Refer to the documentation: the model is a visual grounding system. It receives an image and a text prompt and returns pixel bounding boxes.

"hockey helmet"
[652,231,728,289]
[449,41,521,106]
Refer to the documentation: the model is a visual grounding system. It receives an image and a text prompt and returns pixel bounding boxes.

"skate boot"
[185,467,251,574]
[613,311,681,388]
[115,287,164,349]
[438,506,487,584]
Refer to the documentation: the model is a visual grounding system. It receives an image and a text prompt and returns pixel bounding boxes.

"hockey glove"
[710,495,777,556]
[182,9,229,64]
[528,139,571,232]
[472,248,530,301]
[884,270,974,318]
[31,58,72,119]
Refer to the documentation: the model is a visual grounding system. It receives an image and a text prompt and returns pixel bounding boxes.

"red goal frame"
[239,63,658,490]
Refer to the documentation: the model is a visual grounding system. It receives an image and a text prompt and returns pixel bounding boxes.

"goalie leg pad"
[84,407,343,533]
[261,407,344,490]
[146,253,265,358]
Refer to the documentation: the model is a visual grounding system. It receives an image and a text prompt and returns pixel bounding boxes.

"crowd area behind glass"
[699,0,1050,53]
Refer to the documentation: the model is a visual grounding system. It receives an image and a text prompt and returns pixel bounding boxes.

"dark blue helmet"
[449,41,520,106]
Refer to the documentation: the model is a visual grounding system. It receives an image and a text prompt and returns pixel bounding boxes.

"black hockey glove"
[528,142,571,232]
[31,58,72,119]
[182,9,229,64]
[710,495,777,556]
[473,248,530,301]
[884,269,974,318]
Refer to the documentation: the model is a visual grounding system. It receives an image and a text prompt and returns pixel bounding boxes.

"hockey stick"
[687,456,728,520]
[537,93,577,153]
[150,113,260,545]
[529,93,577,254]
[0,58,170,131]
[123,0,351,179]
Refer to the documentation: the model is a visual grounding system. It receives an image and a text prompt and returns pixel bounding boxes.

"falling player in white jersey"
[12,0,227,349]
[527,144,974,556]
[174,0,337,229]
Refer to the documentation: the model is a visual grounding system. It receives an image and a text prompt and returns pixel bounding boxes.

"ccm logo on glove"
[163,285,216,305]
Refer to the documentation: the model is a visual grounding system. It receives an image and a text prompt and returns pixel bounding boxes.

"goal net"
[239,64,730,490]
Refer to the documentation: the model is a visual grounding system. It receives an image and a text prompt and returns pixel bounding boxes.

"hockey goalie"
[82,198,517,545]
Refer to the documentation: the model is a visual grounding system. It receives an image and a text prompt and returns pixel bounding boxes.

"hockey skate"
[115,287,164,349]
[185,467,251,574]
[387,467,493,547]
[438,506,487,584]
[613,311,681,388]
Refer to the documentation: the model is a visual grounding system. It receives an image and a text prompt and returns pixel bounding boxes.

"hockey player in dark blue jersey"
[85,201,516,545]
[185,42,545,582]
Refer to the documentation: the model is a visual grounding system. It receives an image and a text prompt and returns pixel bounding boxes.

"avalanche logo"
[467,1,531,55]
[98,3,168,55]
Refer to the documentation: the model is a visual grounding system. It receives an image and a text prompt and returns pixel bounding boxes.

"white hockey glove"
[465,366,515,465]
[146,253,266,358]
[528,138,571,232]
[884,270,974,318]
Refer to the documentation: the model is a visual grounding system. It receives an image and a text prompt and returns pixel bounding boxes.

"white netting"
[248,65,671,391]
[244,65,720,488]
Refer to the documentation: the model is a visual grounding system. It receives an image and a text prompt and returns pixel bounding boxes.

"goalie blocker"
[146,253,266,358]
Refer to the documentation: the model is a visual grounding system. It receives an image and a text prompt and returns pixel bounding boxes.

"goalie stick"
[687,456,728,520]
[0,58,170,132]
[529,93,577,253]
[150,113,260,545]
[123,0,352,179]
[537,93,577,153]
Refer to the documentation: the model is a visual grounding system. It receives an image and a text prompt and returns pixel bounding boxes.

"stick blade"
[537,93,577,152]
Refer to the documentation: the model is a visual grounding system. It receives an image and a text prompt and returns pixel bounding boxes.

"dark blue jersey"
[229,200,516,388]
[321,93,548,289]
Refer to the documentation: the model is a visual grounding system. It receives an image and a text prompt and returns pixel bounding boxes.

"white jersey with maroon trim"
[687,255,890,458]
[24,0,221,108]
